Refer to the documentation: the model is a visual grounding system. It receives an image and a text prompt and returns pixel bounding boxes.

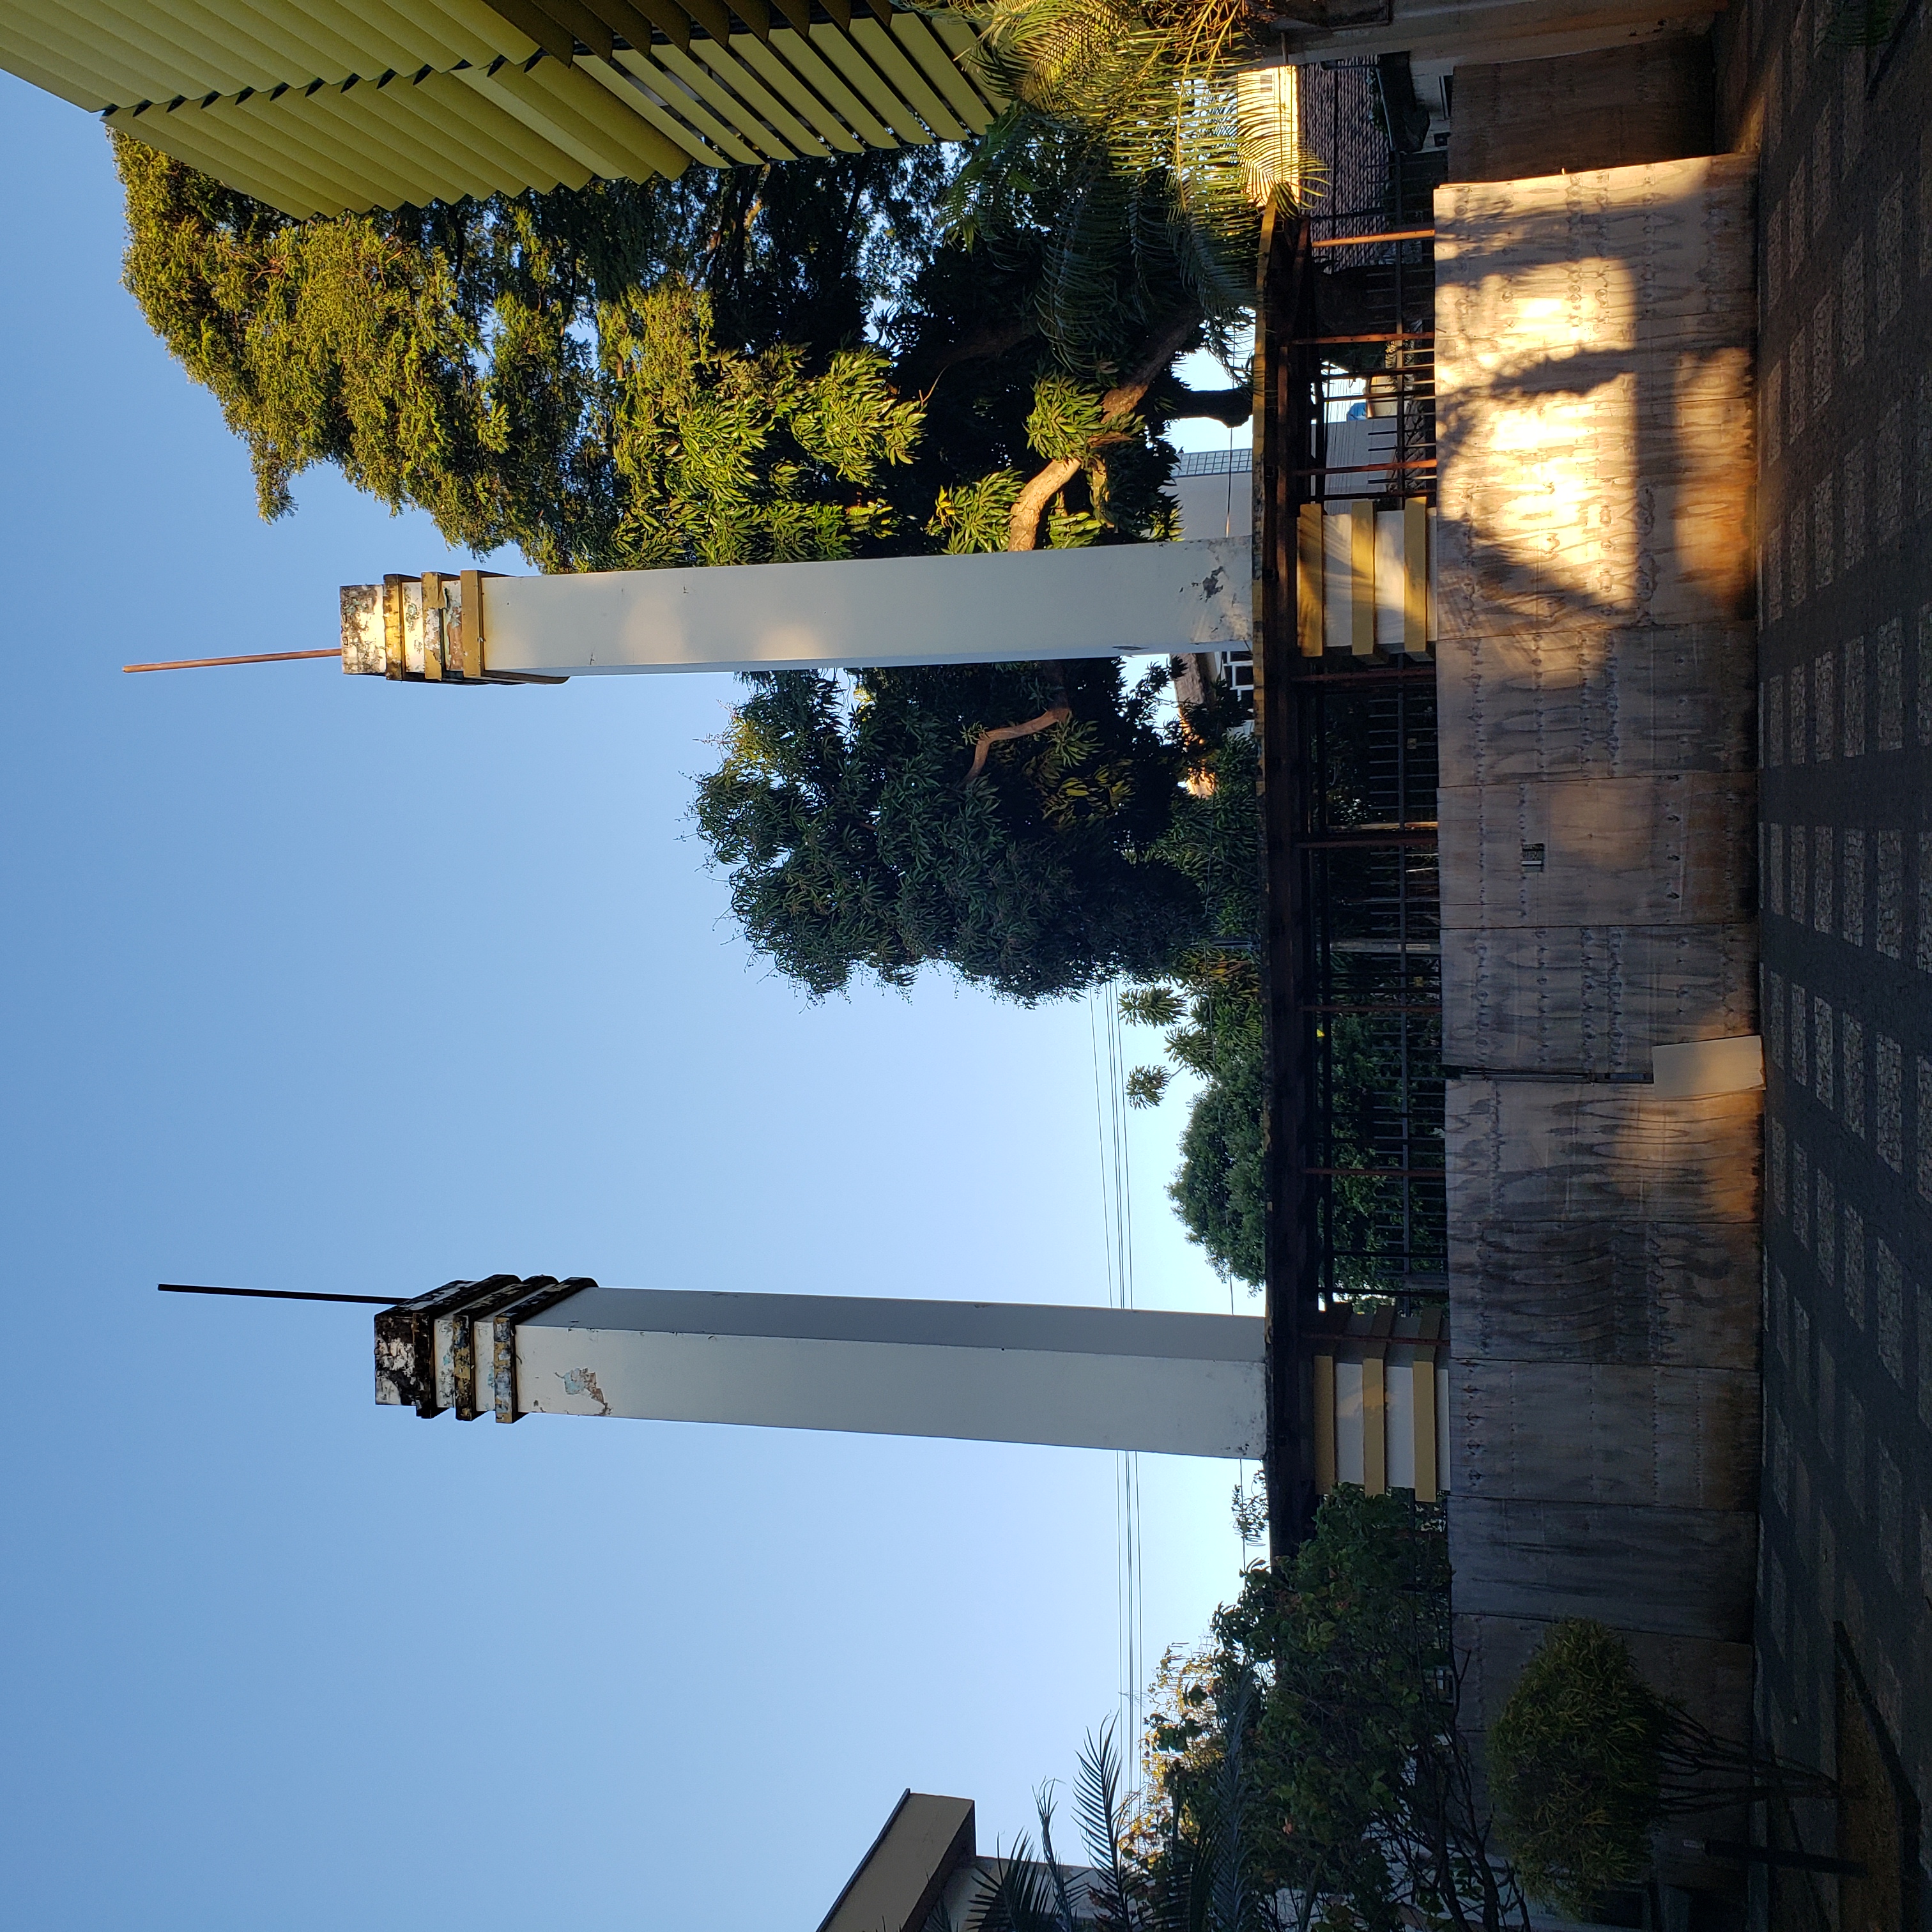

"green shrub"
[1489,1618,1667,1917]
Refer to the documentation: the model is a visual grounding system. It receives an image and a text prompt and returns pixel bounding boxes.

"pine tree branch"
[1007,308,1204,549]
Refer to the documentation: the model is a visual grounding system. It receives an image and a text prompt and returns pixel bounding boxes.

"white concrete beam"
[340,539,1251,682]
[378,1280,1267,1459]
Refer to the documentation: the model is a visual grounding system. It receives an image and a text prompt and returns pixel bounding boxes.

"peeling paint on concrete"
[374,1276,595,1419]
[560,1367,613,1415]
[372,1280,479,1414]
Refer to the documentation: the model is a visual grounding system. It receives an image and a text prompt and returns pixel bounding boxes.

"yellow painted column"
[1349,501,1376,655]
[1298,502,1324,656]
[1411,1354,1438,1501]
[1313,1349,1337,1492]
[1362,1351,1386,1494]
[1402,497,1429,653]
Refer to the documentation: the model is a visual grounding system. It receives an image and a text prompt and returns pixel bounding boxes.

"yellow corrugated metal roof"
[3,0,1003,217]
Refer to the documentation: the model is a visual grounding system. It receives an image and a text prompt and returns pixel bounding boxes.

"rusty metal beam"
[1309,228,1434,249]
[1293,829,1438,849]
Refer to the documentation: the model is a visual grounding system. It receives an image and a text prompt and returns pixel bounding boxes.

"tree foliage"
[1487,1620,1666,1919]
[1149,1491,1528,1932]
[1117,733,1264,1281]
[1489,1618,1836,1921]
[951,1697,1265,1932]
[1168,1024,1264,1284]
[117,141,959,568]
[115,134,1229,569]
[693,658,1208,1000]
[951,0,1313,371]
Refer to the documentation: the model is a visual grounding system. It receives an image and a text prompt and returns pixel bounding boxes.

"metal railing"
[1259,81,1448,1549]
[1296,111,1446,1311]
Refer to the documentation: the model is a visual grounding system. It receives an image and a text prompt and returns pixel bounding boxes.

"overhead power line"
[1091,986,1145,1803]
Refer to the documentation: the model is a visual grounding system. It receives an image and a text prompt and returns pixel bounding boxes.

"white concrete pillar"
[376,1278,1266,1459]
[339,539,1251,682]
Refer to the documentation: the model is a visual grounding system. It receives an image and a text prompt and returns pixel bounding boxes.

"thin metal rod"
[1294,830,1439,850]
[1309,229,1434,249]
[158,1282,401,1305]
[1292,331,1435,344]
[1303,1003,1442,1015]
[1698,1840,1865,1878]
[123,649,341,674]
[1287,666,1438,685]
[1303,1167,1445,1179]
[1291,457,1436,477]
[1309,204,1424,226]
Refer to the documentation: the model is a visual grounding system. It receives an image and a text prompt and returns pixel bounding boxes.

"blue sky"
[0,76,1255,1931]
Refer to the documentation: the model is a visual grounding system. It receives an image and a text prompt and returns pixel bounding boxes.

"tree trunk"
[1006,457,1083,551]
[1006,309,1204,550]
[894,317,1042,396]
[965,704,1073,780]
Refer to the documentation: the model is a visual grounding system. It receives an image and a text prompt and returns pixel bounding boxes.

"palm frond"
[1035,1785,1089,1932]
[967,1834,1064,1932]
[1204,1671,1255,1932]
[942,0,1320,367]
[1072,1720,1137,1932]
[1233,65,1312,211]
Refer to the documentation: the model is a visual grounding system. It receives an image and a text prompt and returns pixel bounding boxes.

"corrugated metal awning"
[1,0,1002,216]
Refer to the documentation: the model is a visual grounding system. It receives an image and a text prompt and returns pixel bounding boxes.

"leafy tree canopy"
[1487,1620,1666,1920]
[1489,1618,1834,1921]
[1119,732,1265,1280]
[116,135,1244,570]
[119,141,923,566]
[694,657,1206,1000]
[953,0,1308,368]
[116,123,1262,1003]
[1150,1491,1528,1932]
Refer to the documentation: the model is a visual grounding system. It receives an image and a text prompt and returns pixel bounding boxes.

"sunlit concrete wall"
[1432,155,1762,1895]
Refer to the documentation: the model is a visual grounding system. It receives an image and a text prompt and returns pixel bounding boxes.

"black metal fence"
[1302,675,1445,1301]
[1259,75,1448,1545]
[1297,88,1446,1311]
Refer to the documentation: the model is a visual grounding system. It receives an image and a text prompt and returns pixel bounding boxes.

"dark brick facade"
[1717,0,1932,1919]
